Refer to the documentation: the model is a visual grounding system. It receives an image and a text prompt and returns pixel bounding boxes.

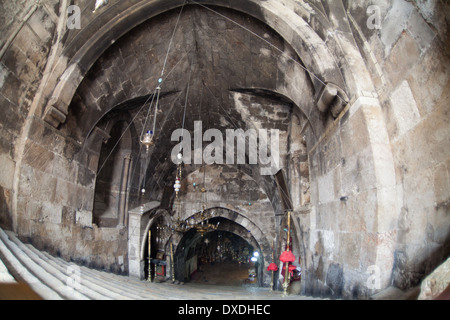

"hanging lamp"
[169,71,192,234]
[189,167,220,236]
[171,164,190,233]
[140,81,161,154]
[141,130,154,152]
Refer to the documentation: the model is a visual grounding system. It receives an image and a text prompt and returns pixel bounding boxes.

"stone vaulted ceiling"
[64,5,314,204]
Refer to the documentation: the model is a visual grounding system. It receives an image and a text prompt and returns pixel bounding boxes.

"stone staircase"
[0,227,307,300]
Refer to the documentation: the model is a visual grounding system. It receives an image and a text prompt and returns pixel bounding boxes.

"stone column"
[288,114,309,211]
[289,152,302,210]
[128,201,160,279]
[118,154,132,227]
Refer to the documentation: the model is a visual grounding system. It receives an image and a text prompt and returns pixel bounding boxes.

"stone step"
[41,252,158,300]
[0,229,139,300]
[24,245,128,300]
[1,229,186,299]
[0,227,312,300]
[74,266,178,299]
[5,234,113,300]
[0,229,91,300]
[73,265,195,300]
[0,229,62,300]
[36,249,172,299]
[35,250,203,299]
[0,254,16,283]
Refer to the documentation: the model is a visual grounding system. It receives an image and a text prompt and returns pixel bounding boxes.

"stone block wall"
[302,96,399,298]
[346,0,450,290]
[0,0,135,273]
[297,0,450,298]
[15,116,128,273]
[0,0,59,229]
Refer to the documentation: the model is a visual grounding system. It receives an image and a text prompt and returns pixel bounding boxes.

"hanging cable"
[97,1,188,177]
[140,1,186,154]
[181,74,190,133]
[97,88,157,176]
[139,87,159,141]
[161,1,186,78]
[133,2,187,194]
[152,86,161,134]
[179,68,192,154]
[190,0,347,105]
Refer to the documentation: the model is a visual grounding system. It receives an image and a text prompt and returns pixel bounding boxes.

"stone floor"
[190,261,256,286]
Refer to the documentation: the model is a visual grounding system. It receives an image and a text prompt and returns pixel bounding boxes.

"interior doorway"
[174,225,263,287]
[144,215,170,282]
[190,231,257,286]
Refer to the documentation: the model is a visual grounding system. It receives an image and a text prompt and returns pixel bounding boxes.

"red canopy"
[281,264,297,277]
[282,264,297,272]
[267,263,278,271]
[280,250,295,263]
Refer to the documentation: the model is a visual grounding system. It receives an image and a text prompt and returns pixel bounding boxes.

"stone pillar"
[118,154,132,227]
[288,114,309,211]
[127,201,160,279]
[358,98,398,291]
[289,152,302,210]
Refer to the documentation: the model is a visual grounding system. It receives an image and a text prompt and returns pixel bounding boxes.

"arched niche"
[93,120,132,227]
[86,110,140,228]
[170,209,270,287]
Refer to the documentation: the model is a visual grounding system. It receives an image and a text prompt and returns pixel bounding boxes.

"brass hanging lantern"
[141,130,154,152]
[170,165,190,233]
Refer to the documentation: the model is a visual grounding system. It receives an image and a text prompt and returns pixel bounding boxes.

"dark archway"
[173,216,265,287]
[143,214,171,282]
[190,230,256,286]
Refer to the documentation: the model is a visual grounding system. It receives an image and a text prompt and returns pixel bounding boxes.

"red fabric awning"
[267,263,278,271]
[280,250,295,263]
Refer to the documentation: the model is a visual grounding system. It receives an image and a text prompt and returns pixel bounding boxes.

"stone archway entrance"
[173,216,265,287]
[190,231,257,286]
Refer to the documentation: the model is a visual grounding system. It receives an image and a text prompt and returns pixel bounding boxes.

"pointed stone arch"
[42,0,350,129]
[169,207,273,286]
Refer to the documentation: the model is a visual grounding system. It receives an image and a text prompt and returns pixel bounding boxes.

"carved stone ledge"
[43,105,67,128]
[317,83,349,118]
